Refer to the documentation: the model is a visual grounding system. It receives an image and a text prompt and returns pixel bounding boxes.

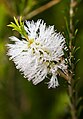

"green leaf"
[75,59,80,65]
[76,97,83,108]
[75,29,78,36]
[74,47,80,53]
[64,16,70,45]
[77,106,83,118]
[7,16,27,39]
[14,16,20,27]
[64,17,70,35]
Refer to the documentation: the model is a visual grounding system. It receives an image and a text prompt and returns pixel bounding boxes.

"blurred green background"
[0,0,83,119]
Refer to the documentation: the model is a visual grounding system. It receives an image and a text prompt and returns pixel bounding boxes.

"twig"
[23,0,61,20]
[68,0,78,119]
[58,69,71,83]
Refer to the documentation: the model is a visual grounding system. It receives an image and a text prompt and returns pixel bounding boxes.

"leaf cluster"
[7,17,26,37]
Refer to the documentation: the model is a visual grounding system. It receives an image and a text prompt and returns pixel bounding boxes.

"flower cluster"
[7,19,67,88]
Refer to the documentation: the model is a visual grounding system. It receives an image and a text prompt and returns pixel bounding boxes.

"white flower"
[7,19,67,88]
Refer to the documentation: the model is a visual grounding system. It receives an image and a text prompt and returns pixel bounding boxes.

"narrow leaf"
[14,17,20,27]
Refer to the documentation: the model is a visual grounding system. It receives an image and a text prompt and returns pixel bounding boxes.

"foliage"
[8,16,27,37]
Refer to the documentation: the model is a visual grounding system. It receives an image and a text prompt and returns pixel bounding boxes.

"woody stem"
[68,0,77,119]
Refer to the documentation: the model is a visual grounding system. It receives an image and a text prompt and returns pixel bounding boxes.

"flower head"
[7,19,67,88]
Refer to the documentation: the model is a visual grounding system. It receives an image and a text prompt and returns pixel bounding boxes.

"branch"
[23,0,61,20]
[58,68,70,80]
[68,0,78,119]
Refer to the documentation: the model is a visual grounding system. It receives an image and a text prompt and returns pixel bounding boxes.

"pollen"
[28,39,34,47]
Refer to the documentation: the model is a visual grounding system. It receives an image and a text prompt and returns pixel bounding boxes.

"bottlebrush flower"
[7,18,67,88]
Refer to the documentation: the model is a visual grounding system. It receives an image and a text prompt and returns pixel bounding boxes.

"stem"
[23,0,61,20]
[68,0,77,119]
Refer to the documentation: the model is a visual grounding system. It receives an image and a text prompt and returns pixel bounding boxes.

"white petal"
[7,19,67,88]
[48,74,59,88]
